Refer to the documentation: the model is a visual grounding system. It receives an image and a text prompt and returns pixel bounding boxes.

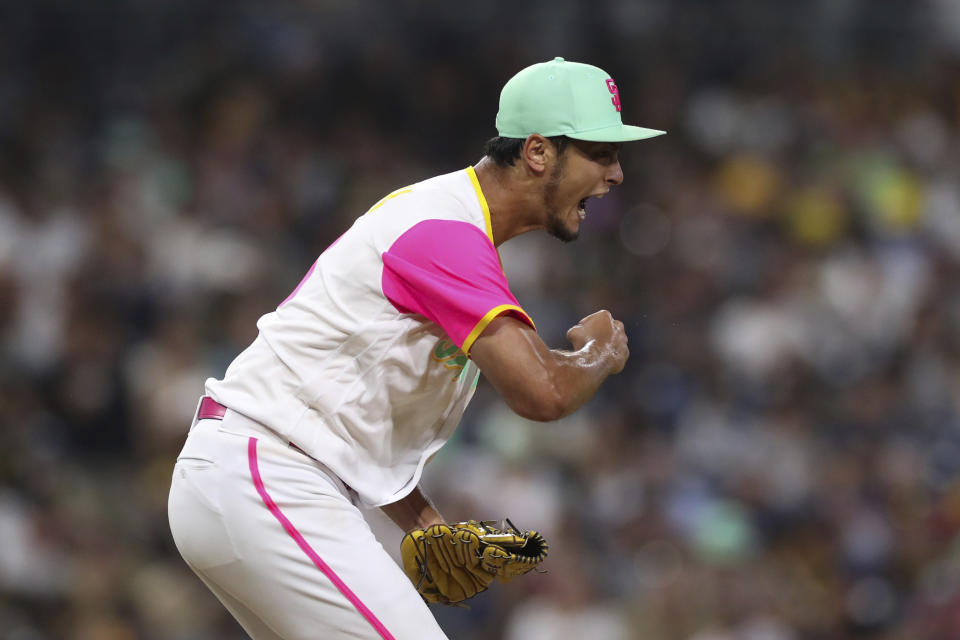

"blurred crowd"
[3,1,960,639]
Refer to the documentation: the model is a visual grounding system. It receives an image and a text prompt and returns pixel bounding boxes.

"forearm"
[380,485,445,533]
[490,325,621,421]
[470,312,629,423]
[544,340,618,418]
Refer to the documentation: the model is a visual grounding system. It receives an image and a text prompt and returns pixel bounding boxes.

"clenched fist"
[566,310,629,374]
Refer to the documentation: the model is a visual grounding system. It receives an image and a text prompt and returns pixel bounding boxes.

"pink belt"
[197,396,228,421]
[195,396,320,465]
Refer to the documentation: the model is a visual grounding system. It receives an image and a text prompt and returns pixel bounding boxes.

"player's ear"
[521,134,551,175]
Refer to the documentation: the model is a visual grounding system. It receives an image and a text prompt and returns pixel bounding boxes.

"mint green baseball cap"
[496,57,665,143]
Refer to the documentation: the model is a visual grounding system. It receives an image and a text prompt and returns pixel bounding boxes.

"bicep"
[382,220,534,351]
[469,316,562,421]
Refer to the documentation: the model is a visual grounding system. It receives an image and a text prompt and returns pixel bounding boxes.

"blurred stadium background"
[3,1,960,638]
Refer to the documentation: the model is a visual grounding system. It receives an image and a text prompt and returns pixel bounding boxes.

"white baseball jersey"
[205,167,534,507]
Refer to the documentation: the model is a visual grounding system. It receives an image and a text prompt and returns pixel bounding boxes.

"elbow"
[507,386,570,423]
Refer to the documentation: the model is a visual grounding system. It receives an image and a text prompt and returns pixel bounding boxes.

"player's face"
[542,140,624,242]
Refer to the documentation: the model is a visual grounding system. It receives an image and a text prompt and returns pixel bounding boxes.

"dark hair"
[483,135,570,167]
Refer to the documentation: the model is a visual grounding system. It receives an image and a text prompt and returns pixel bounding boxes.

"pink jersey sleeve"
[381,219,535,355]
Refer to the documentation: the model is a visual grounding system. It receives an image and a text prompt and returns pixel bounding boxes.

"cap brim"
[568,124,666,143]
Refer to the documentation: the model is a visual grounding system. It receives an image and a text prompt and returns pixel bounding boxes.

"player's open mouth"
[578,198,587,220]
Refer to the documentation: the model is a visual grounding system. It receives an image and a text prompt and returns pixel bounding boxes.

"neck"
[473,157,545,246]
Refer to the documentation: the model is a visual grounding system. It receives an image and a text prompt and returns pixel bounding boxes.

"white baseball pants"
[167,407,449,640]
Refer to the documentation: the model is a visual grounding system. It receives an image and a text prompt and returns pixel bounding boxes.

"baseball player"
[167,57,663,639]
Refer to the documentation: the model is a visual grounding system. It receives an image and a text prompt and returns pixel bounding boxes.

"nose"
[606,160,624,186]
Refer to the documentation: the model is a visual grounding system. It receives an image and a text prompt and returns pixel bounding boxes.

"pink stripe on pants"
[247,437,396,640]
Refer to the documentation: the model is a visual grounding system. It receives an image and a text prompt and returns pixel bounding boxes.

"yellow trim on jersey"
[461,304,536,356]
[368,188,413,213]
[465,166,494,244]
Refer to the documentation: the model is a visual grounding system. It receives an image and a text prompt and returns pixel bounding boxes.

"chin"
[547,220,579,243]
